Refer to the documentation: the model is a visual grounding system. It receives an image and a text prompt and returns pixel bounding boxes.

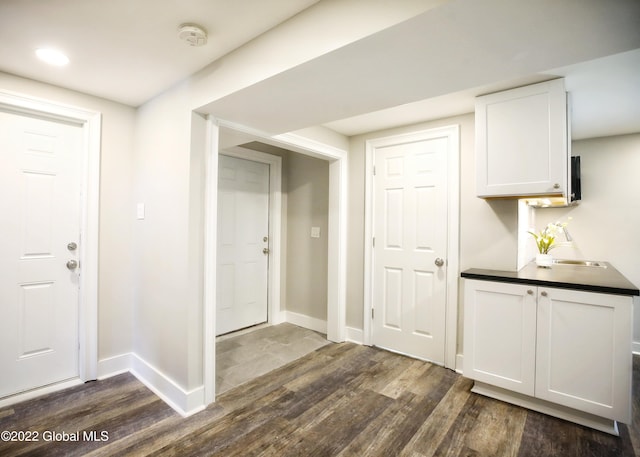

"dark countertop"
[461,261,639,296]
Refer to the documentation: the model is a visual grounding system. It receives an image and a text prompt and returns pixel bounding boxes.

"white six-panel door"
[216,155,270,335]
[372,136,449,363]
[0,110,82,398]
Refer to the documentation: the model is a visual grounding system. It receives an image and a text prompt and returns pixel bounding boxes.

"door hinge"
[372,237,375,247]
[373,165,376,176]
[371,308,374,319]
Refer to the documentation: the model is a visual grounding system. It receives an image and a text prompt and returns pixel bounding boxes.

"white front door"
[216,154,270,335]
[371,135,449,364]
[0,110,83,398]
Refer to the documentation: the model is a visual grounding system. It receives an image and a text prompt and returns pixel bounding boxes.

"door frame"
[203,117,348,404]
[363,125,459,369]
[218,147,284,328]
[0,89,101,399]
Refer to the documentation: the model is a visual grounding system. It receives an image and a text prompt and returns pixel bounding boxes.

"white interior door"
[217,154,270,335]
[372,136,449,364]
[0,110,83,398]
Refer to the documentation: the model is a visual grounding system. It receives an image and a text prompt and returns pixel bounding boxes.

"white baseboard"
[130,354,204,417]
[97,352,204,417]
[345,326,364,344]
[283,312,365,345]
[97,353,132,379]
[284,310,327,334]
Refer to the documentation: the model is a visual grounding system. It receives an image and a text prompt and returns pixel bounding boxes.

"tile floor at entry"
[216,322,329,394]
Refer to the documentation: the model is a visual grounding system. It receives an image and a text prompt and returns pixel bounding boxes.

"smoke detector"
[178,24,207,47]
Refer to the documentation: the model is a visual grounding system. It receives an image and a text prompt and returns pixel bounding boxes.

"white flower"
[528,218,571,254]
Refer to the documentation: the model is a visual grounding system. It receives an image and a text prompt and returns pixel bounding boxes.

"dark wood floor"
[1,343,638,456]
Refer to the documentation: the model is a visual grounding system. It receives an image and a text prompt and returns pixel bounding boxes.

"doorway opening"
[203,119,347,404]
[214,142,331,392]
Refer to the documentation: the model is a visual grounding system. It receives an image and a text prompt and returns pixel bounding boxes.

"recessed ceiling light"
[36,48,69,66]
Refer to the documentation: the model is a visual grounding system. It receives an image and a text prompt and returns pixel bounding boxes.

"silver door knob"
[263,248,270,255]
[67,242,78,251]
[66,259,78,270]
[434,257,444,267]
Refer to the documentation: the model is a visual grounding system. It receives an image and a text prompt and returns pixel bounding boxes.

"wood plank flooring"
[1,343,638,456]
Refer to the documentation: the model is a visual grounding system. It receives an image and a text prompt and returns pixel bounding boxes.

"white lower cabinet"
[463,281,537,395]
[535,287,632,421]
[464,279,633,433]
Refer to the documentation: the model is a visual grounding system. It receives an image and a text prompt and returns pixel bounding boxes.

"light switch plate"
[311,226,320,238]
[136,203,145,220]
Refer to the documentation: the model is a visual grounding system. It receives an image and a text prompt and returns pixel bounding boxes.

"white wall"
[132,86,197,390]
[0,71,136,362]
[286,153,330,321]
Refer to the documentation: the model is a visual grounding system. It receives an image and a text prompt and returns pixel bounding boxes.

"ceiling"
[324,49,640,140]
[0,0,320,106]
[1,0,639,140]
[200,0,640,140]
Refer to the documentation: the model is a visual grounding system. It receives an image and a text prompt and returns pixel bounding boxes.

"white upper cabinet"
[475,79,569,198]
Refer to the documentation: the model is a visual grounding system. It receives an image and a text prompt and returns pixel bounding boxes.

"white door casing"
[0,111,82,397]
[364,126,459,368]
[216,154,270,335]
[0,91,100,403]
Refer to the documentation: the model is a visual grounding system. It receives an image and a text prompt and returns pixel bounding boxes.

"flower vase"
[536,253,553,268]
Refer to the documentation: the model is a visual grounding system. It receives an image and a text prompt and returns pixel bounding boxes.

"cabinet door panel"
[535,288,632,422]
[475,79,568,197]
[463,280,536,395]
